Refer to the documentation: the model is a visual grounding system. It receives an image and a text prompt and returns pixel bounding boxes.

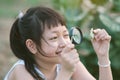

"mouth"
[56,51,62,55]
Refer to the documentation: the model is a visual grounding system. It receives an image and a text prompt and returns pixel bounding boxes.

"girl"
[4,6,112,80]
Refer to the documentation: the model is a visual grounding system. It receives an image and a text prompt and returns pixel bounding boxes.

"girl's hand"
[91,29,111,59]
[58,43,79,73]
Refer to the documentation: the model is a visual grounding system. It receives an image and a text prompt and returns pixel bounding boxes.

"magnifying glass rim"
[69,27,83,45]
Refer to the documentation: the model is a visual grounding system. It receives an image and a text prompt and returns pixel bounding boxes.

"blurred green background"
[0,0,120,80]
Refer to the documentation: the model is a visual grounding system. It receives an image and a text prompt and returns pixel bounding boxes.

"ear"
[26,39,37,54]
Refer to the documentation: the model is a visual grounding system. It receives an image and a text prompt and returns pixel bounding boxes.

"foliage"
[52,0,120,79]
[0,0,43,18]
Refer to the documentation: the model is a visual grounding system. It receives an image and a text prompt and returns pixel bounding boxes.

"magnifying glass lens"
[69,27,83,45]
[73,28,81,44]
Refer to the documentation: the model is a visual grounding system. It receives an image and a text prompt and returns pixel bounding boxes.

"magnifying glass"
[69,27,83,45]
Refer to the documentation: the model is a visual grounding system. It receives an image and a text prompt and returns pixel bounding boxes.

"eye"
[49,36,58,40]
[64,34,69,38]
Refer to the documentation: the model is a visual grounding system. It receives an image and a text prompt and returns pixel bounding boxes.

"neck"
[35,54,58,79]
[36,59,57,73]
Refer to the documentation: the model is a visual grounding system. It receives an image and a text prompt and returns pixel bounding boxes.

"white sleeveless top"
[4,60,61,80]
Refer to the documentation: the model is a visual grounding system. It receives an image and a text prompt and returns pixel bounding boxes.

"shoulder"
[15,65,34,80]
[9,63,34,80]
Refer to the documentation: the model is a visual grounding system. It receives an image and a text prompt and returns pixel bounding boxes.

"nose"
[59,43,66,48]
[58,37,67,48]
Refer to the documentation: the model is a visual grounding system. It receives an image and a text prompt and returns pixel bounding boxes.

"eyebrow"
[51,30,68,34]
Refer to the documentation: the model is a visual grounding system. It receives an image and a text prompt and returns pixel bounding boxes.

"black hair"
[10,6,66,80]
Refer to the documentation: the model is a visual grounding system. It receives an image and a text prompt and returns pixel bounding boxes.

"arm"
[72,29,112,80]
[98,56,112,80]
[91,29,113,80]
[56,44,80,80]
[72,61,96,80]
[55,66,73,80]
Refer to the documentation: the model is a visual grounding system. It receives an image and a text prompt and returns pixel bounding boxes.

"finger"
[94,29,108,41]
[63,43,75,53]
[69,53,80,64]
[71,54,80,64]
[92,29,101,41]
[69,50,79,59]
[104,35,111,41]
[74,57,80,64]
[96,29,111,41]
[93,29,101,34]
[98,33,106,40]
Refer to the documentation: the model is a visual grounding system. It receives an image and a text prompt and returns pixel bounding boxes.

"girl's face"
[41,24,71,57]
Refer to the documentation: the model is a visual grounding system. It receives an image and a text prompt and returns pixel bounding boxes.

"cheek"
[67,38,71,43]
[41,42,58,55]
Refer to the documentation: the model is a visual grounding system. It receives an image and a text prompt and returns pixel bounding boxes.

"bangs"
[34,6,66,29]
[44,16,66,29]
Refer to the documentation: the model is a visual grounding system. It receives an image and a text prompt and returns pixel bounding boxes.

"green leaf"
[52,0,82,10]
[99,13,120,32]
[90,0,109,6]
[112,0,120,12]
